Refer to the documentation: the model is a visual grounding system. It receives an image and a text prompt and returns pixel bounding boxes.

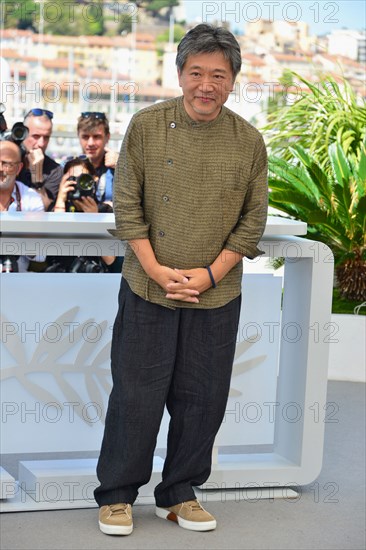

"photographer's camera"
[0,103,28,152]
[66,173,96,201]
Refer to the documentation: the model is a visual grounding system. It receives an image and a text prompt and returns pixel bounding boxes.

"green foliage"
[2,0,37,31]
[43,0,104,36]
[265,71,366,302]
[117,15,133,36]
[265,73,366,170]
[332,288,366,315]
[269,142,366,257]
[157,24,185,43]
[3,0,105,36]
[269,141,366,300]
[145,0,179,18]
[3,0,181,35]
[267,69,294,116]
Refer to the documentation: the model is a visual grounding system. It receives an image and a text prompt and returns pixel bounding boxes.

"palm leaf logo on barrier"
[230,336,267,397]
[0,307,112,424]
[1,308,267,422]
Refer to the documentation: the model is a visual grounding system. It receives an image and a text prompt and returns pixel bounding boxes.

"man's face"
[178,51,234,123]
[23,116,52,153]
[0,143,22,190]
[78,124,110,166]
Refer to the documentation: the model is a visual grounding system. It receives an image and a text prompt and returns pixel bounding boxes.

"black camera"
[66,173,96,201]
[0,103,28,150]
[69,257,104,273]
[45,256,107,273]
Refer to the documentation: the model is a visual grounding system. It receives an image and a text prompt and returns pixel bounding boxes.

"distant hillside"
[3,0,184,37]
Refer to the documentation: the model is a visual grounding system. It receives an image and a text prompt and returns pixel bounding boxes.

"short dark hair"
[63,157,96,176]
[176,24,242,81]
[77,115,110,136]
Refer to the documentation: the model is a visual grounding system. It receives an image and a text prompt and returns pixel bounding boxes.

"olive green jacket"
[111,96,268,309]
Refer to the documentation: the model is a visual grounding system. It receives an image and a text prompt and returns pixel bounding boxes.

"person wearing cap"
[18,108,63,209]
[77,112,118,204]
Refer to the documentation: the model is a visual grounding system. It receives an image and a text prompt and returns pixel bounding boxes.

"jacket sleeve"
[224,133,268,259]
[108,115,150,241]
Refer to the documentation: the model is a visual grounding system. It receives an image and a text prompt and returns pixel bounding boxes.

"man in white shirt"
[0,141,44,212]
[0,141,44,271]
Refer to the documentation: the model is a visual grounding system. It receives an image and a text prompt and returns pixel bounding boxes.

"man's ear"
[177,69,183,87]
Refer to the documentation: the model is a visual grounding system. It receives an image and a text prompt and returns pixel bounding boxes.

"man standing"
[19,108,63,209]
[94,24,268,535]
[77,112,118,203]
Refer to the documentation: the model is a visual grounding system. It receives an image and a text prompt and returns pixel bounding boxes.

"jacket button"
[167,159,173,165]
[169,122,176,129]
[158,230,165,237]
[163,195,169,202]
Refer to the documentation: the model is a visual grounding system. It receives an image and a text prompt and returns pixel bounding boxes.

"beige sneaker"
[98,503,133,535]
[155,499,216,531]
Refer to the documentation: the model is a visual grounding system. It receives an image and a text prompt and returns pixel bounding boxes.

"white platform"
[16,456,164,505]
[0,467,16,500]
[18,459,99,503]
[0,213,333,512]
[0,456,298,512]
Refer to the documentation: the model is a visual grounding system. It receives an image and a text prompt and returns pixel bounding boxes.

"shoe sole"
[99,521,133,536]
[155,506,216,532]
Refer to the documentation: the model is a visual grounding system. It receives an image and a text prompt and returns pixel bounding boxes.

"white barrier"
[0,213,334,510]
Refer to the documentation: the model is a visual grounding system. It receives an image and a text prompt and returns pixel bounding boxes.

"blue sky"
[182,0,366,35]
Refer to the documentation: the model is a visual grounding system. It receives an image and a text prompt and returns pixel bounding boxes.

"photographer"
[77,112,118,203]
[0,141,44,213]
[0,141,44,272]
[53,156,100,214]
[47,157,122,273]
[18,109,63,210]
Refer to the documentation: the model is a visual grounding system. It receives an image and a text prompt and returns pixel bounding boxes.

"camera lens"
[11,122,29,141]
[77,173,95,190]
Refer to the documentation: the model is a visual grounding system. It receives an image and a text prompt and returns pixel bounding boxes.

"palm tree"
[269,142,366,301]
[265,73,366,170]
[264,72,366,301]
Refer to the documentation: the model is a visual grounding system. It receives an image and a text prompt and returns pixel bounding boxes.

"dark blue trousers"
[94,278,241,508]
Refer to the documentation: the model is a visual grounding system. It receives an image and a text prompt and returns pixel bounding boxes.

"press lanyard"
[9,183,22,211]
